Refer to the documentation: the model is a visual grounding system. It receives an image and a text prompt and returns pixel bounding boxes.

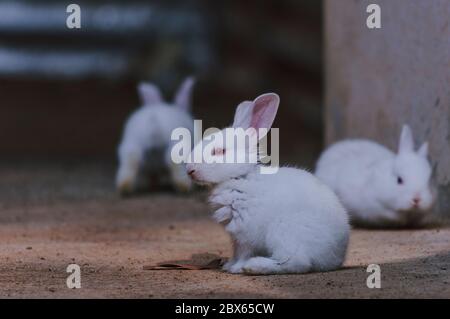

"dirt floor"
[0,162,449,298]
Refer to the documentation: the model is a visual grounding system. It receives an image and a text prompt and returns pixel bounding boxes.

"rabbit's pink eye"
[397,177,403,185]
[212,148,225,156]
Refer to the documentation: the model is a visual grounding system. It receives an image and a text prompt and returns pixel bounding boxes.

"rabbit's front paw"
[210,188,245,208]
[213,206,232,224]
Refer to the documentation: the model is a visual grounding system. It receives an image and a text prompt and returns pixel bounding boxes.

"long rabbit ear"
[232,100,254,129]
[174,77,195,112]
[398,124,414,154]
[417,142,429,158]
[138,82,163,105]
[249,93,280,139]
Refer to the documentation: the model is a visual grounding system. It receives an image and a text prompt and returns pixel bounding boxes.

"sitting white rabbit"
[116,77,195,195]
[315,125,434,228]
[186,93,349,274]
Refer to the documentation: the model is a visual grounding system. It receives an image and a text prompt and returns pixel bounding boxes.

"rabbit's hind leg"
[241,255,311,275]
[116,147,143,196]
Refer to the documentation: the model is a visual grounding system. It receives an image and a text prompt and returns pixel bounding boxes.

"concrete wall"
[325,0,450,216]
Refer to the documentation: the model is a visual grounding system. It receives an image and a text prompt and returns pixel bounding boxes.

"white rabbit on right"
[315,125,434,228]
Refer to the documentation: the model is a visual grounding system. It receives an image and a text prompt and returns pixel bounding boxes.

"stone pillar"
[324,0,450,216]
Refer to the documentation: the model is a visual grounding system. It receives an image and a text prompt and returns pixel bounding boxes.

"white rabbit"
[116,77,195,195]
[185,93,350,274]
[315,125,434,228]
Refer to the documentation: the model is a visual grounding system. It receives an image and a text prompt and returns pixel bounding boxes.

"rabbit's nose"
[412,197,421,206]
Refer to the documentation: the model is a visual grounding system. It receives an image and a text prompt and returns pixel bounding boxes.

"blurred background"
[0,0,448,217]
[0,0,323,167]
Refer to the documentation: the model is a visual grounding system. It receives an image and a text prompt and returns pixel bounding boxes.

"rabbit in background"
[116,77,196,195]
[186,93,350,275]
[315,125,435,228]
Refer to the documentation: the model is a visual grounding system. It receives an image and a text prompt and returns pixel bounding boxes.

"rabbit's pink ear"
[249,93,280,136]
[174,77,195,112]
[138,82,163,105]
[398,124,414,154]
[232,101,253,129]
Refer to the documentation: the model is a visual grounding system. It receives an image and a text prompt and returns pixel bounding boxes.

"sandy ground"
[0,162,449,298]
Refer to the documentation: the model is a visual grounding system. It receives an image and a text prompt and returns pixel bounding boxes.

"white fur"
[315,125,434,227]
[186,93,350,275]
[116,77,195,194]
